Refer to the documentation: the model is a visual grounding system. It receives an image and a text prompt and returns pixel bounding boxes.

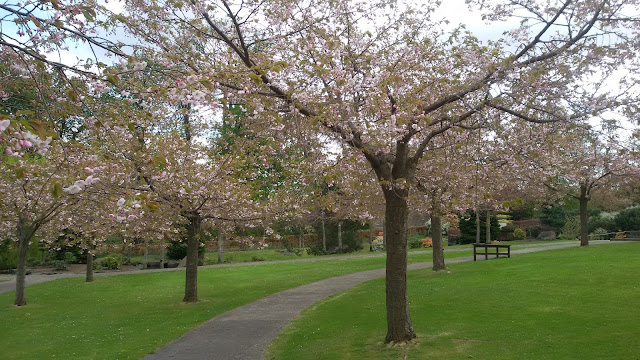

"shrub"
[408,237,422,249]
[371,237,384,251]
[307,244,327,256]
[615,230,627,239]
[166,239,205,260]
[513,228,526,240]
[614,207,640,231]
[63,252,78,264]
[251,256,264,262]
[51,260,68,270]
[421,237,433,248]
[96,254,123,270]
[0,240,18,270]
[27,257,41,267]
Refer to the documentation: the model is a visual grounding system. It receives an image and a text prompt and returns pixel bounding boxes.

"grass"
[0,249,471,359]
[266,242,640,360]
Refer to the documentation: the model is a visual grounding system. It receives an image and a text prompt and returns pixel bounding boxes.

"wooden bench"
[473,244,511,261]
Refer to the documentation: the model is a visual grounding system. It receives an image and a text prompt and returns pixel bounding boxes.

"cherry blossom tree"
[0,141,105,305]
[512,123,639,246]
[112,0,640,342]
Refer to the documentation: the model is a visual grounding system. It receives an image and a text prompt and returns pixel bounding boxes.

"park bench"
[473,243,511,261]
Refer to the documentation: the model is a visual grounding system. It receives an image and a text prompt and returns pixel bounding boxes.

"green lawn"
[0,250,471,359]
[267,243,640,360]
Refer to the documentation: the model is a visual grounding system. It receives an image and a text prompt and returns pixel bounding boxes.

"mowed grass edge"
[0,249,471,359]
[266,242,640,360]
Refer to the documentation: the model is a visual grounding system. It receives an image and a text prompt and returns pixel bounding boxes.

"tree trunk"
[475,208,481,244]
[15,216,31,306]
[338,221,343,252]
[579,185,590,247]
[369,220,374,252]
[322,218,327,252]
[86,240,94,283]
[161,234,166,268]
[299,226,303,248]
[183,212,201,303]
[217,229,224,263]
[486,210,491,243]
[382,219,387,251]
[144,238,148,269]
[431,214,445,271]
[383,188,416,343]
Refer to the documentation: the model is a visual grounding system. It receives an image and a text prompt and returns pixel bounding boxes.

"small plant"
[251,256,265,262]
[95,254,123,270]
[371,237,384,251]
[513,228,527,240]
[51,260,68,270]
[307,244,327,256]
[421,237,433,248]
[63,252,77,264]
[27,257,41,267]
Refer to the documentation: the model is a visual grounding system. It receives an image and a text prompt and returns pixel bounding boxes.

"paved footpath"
[144,241,616,360]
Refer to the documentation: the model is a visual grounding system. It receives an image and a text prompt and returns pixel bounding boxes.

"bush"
[513,228,526,240]
[51,260,68,270]
[307,244,327,256]
[251,256,264,262]
[27,257,41,267]
[421,237,433,248]
[614,207,640,231]
[408,237,422,249]
[96,254,123,270]
[0,240,18,270]
[371,237,384,251]
[63,252,78,264]
[166,239,205,260]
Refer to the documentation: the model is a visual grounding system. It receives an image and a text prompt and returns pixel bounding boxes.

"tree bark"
[161,234,166,268]
[579,184,590,247]
[486,210,491,243]
[143,238,148,269]
[338,221,343,252]
[383,188,416,343]
[86,240,94,283]
[382,219,387,251]
[369,220,374,252]
[183,211,201,303]
[217,229,225,263]
[322,218,327,252]
[431,214,445,271]
[14,216,31,306]
[475,208,481,244]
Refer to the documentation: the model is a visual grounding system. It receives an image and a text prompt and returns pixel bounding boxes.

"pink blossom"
[0,119,10,133]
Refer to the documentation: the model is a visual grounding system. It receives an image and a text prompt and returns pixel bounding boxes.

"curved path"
[143,241,615,360]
